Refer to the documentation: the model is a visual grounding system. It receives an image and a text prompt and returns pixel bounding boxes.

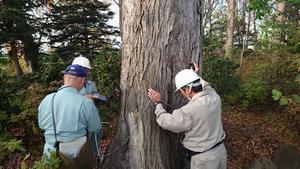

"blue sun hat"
[63,64,87,77]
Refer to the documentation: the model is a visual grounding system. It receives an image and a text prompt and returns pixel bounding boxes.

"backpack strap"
[51,92,60,153]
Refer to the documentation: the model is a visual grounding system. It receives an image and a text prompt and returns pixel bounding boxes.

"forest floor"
[223,107,300,169]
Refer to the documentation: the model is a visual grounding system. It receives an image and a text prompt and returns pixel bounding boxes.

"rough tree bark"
[225,0,235,59]
[9,41,23,80]
[102,0,203,169]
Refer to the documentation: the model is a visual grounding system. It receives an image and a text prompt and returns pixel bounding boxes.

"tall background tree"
[102,0,203,168]
[0,0,40,77]
[45,0,118,59]
[225,0,236,58]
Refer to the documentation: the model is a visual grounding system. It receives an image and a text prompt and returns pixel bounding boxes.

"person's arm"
[84,100,101,132]
[88,80,98,94]
[189,63,200,73]
[83,100,102,155]
[147,88,192,133]
[85,80,108,101]
[154,104,192,133]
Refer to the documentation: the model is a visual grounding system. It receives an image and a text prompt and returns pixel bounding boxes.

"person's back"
[180,83,225,152]
[39,86,101,157]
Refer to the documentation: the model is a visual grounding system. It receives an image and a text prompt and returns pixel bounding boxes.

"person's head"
[175,69,202,99]
[72,56,91,74]
[62,64,87,91]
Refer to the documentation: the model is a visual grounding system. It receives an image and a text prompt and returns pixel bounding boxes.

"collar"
[189,90,209,102]
[58,85,78,93]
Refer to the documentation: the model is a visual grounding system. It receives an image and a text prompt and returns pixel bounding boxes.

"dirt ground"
[223,108,300,169]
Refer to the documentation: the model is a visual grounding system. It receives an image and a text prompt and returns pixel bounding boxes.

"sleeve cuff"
[154,103,166,117]
[153,101,161,106]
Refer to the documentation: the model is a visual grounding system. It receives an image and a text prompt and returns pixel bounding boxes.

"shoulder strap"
[51,92,59,152]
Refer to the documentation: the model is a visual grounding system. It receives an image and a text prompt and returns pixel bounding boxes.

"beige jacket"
[155,79,225,152]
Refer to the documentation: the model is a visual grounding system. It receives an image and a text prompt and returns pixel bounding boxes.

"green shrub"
[239,62,270,108]
[0,59,10,116]
[89,49,121,122]
[237,52,299,109]
[241,78,269,104]
[0,137,24,161]
[267,54,299,95]
[202,57,240,104]
[31,153,60,169]
[35,53,69,84]
[90,49,121,94]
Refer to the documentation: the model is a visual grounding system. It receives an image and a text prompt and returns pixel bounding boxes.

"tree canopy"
[45,0,119,59]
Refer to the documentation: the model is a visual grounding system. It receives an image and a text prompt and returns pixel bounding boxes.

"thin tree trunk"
[102,0,203,169]
[253,11,257,40]
[240,10,250,68]
[275,2,286,43]
[240,0,247,47]
[245,9,251,47]
[225,0,236,59]
[9,42,23,80]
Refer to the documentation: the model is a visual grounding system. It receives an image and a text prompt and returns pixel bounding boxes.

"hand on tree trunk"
[147,89,162,105]
[188,63,200,73]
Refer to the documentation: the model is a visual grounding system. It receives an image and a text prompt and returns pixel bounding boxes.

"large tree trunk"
[102,0,203,169]
[9,41,23,80]
[225,0,235,59]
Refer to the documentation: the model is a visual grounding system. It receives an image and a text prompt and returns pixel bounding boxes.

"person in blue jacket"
[38,64,101,168]
[72,56,107,102]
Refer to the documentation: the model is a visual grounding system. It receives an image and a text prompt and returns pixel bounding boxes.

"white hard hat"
[175,69,200,91]
[72,56,92,69]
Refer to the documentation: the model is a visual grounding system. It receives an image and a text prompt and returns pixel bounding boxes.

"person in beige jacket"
[147,69,227,169]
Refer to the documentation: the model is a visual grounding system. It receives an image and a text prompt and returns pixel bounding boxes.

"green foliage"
[90,49,121,93]
[272,89,300,106]
[5,80,55,138]
[35,53,68,84]
[202,57,240,98]
[89,49,121,121]
[287,0,300,6]
[248,0,272,20]
[271,89,300,129]
[31,153,60,169]
[238,62,272,108]
[0,62,10,117]
[241,76,269,104]
[0,0,40,71]
[45,0,119,59]
[0,138,24,161]
[293,95,300,104]
[267,54,300,95]
[203,32,226,57]
[203,9,227,55]
[236,51,299,109]
[272,89,282,101]
[0,60,11,125]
